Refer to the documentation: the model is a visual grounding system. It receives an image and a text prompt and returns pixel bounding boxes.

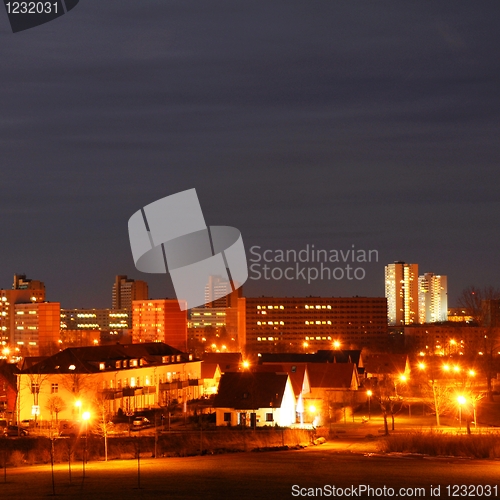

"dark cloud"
[0,1,499,306]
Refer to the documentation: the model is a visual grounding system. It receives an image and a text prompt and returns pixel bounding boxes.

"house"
[202,352,243,373]
[17,343,219,424]
[200,362,222,395]
[251,363,311,424]
[213,372,296,427]
[0,360,19,421]
[363,354,410,380]
[260,349,364,374]
[304,363,361,425]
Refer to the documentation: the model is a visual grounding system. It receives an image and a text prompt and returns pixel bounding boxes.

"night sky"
[1,2,499,308]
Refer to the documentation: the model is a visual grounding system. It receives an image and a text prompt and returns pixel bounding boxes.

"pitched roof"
[0,360,19,387]
[20,343,185,374]
[250,364,308,397]
[260,353,317,364]
[202,352,242,372]
[306,363,358,389]
[315,350,363,367]
[363,354,408,376]
[201,362,221,379]
[214,372,289,410]
[260,350,363,367]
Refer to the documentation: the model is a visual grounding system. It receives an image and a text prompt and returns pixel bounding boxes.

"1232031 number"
[5,2,58,14]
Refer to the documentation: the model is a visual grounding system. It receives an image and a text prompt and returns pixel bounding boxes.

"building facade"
[385,262,419,326]
[418,273,448,323]
[0,275,46,345]
[13,302,60,356]
[61,308,130,331]
[132,299,188,352]
[243,297,388,353]
[112,275,148,312]
[17,343,211,424]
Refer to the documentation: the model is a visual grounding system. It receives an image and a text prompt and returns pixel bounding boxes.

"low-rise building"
[17,343,217,425]
[213,372,296,427]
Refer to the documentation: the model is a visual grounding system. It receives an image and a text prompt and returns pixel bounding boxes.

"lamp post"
[398,374,410,418]
[418,362,440,426]
[82,411,90,480]
[468,369,477,430]
[457,395,466,431]
[366,390,372,420]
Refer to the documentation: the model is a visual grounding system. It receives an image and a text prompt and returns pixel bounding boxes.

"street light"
[75,400,82,420]
[82,411,90,479]
[457,395,466,431]
[366,390,372,420]
[398,375,410,417]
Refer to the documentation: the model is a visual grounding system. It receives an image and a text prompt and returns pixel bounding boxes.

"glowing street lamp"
[75,400,82,419]
[333,340,341,349]
[308,404,317,426]
[366,390,372,420]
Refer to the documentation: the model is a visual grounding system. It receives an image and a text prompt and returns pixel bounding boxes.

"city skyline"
[0,261,463,311]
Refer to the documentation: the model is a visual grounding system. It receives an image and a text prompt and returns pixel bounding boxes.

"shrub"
[380,431,500,458]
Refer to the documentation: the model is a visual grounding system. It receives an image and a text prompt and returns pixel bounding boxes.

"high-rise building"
[13,274,46,297]
[385,262,419,326]
[0,275,46,345]
[112,275,148,311]
[204,275,241,308]
[14,301,60,356]
[418,273,448,323]
[132,299,187,352]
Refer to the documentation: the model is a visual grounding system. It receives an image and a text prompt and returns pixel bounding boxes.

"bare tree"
[457,286,500,325]
[374,376,397,435]
[24,372,49,426]
[458,286,500,402]
[59,372,93,401]
[93,394,113,462]
[46,395,66,425]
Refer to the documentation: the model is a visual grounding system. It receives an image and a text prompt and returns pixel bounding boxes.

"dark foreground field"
[1,442,499,499]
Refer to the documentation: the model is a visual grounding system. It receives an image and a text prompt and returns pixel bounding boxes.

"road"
[1,442,498,499]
